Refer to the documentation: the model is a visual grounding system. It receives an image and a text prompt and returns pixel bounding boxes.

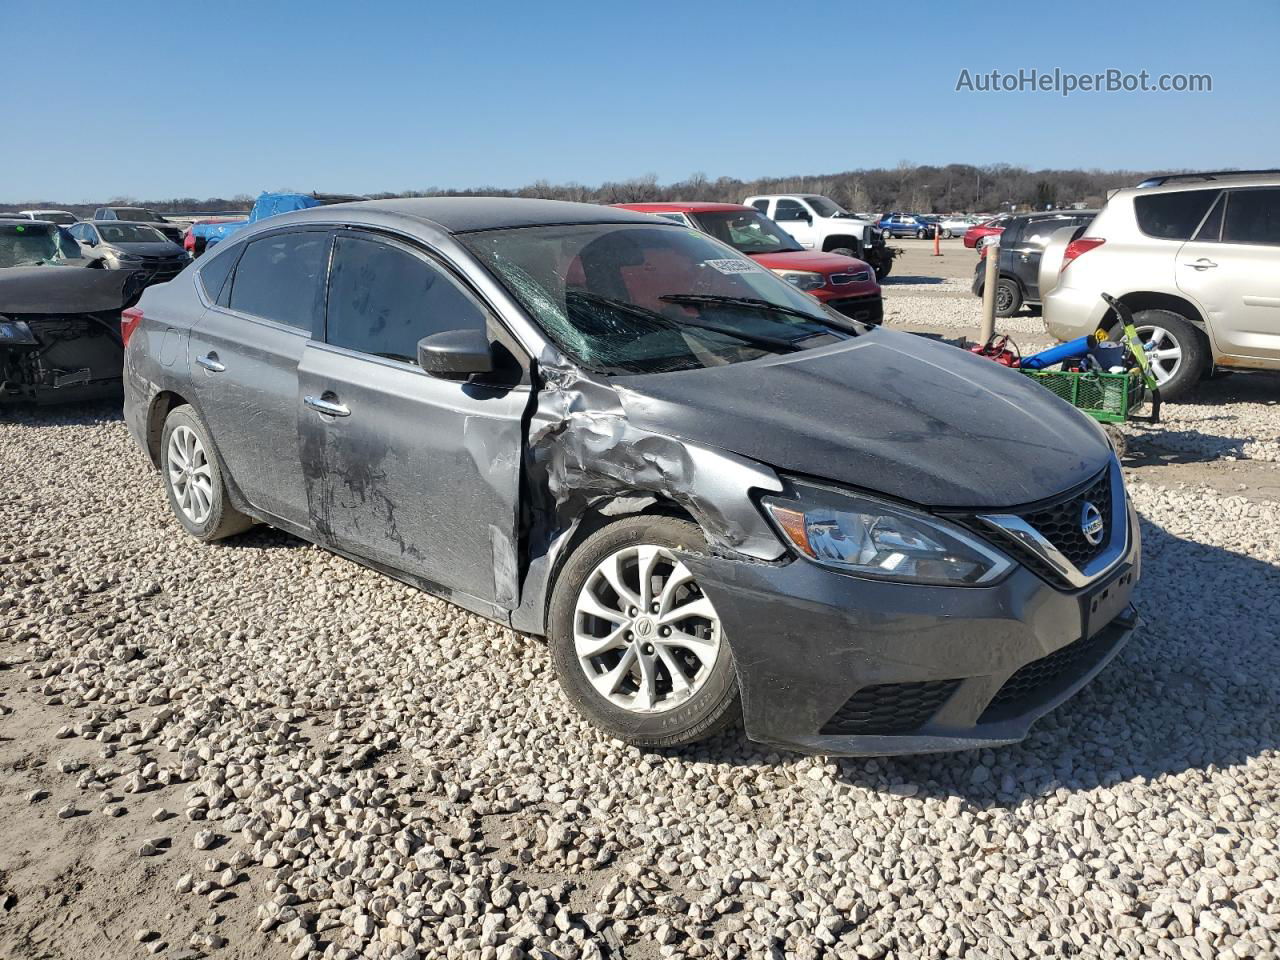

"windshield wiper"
[658,293,858,336]
[567,291,800,352]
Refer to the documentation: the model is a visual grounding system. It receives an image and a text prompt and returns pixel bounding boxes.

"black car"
[69,222,190,285]
[121,197,1138,756]
[92,206,185,245]
[972,211,1097,316]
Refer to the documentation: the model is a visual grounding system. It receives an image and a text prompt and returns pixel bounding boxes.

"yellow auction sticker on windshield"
[704,258,762,275]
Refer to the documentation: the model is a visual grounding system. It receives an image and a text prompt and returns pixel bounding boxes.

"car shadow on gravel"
[1123,428,1251,466]
[1183,370,1280,405]
[0,400,123,427]
[880,275,948,285]
[672,518,1279,809]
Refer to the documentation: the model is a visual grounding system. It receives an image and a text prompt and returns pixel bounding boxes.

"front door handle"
[195,353,225,373]
[304,394,351,417]
[1184,258,1218,270]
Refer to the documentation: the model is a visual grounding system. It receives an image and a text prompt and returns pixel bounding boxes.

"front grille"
[830,270,871,285]
[1021,469,1112,570]
[828,294,883,325]
[979,629,1116,722]
[821,679,961,735]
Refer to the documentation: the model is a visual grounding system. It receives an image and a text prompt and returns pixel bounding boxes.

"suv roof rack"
[1136,169,1280,188]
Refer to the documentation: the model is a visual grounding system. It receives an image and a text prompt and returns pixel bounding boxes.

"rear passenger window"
[1223,189,1280,245]
[227,232,329,332]
[198,246,239,303]
[325,234,487,364]
[1133,190,1218,240]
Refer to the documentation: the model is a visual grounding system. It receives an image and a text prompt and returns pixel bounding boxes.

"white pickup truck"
[744,194,896,279]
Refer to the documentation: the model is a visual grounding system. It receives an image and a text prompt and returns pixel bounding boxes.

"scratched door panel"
[297,342,530,608]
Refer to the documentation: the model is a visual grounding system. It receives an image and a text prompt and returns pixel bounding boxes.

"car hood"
[111,241,184,257]
[0,265,144,314]
[610,329,1110,509]
[748,250,873,274]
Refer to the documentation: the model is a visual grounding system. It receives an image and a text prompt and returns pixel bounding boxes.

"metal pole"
[978,236,1000,345]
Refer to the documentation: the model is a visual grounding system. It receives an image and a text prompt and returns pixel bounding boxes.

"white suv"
[1043,171,1280,399]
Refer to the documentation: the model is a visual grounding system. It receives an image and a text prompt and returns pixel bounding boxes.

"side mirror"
[417,328,492,379]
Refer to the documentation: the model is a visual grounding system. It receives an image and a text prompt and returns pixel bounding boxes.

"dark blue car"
[878,213,934,238]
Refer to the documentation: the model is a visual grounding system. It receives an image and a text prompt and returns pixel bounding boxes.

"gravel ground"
[2,262,1279,960]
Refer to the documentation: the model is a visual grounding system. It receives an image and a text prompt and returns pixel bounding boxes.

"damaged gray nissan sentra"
[123,198,1140,756]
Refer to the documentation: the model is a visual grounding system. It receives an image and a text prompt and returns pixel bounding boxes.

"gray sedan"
[69,222,190,283]
[122,198,1139,755]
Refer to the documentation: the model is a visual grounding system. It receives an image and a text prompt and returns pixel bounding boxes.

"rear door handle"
[195,353,225,372]
[1184,258,1218,270]
[304,395,351,417]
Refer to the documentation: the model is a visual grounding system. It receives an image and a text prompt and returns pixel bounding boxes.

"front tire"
[160,405,254,541]
[828,246,856,258]
[548,516,740,748]
[942,229,954,240]
[1127,309,1209,401]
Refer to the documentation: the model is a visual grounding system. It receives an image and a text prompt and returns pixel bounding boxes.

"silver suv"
[1043,171,1280,399]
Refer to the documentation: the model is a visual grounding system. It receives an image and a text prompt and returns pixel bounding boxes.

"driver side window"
[325,234,488,364]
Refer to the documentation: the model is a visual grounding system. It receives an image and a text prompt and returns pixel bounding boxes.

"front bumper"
[682,510,1141,755]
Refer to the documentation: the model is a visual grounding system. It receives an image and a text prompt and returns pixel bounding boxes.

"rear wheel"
[548,516,740,748]
[1128,309,1210,401]
[994,278,1022,317]
[160,405,254,541]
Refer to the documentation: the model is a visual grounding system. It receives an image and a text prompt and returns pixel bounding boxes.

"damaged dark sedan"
[123,198,1140,755]
[1,220,146,402]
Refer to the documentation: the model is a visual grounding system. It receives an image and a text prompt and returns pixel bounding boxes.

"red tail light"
[183,230,195,252]
[1061,237,1105,273]
[121,307,143,346]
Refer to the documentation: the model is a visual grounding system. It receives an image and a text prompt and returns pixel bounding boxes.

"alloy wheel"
[167,425,214,525]
[574,545,722,714]
[1134,324,1183,385]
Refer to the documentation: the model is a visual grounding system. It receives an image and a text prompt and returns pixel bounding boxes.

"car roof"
[615,201,753,215]
[279,197,670,234]
[1119,174,1280,197]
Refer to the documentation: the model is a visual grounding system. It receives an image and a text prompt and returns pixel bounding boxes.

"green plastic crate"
[1020,369,1145,423]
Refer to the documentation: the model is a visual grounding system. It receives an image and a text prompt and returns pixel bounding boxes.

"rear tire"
[548,515,740,748]
[1126,309,1210,401]
[160,405,254,542]
[994,278,1022,317]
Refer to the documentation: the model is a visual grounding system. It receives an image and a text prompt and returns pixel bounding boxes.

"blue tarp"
[246,192,325,224]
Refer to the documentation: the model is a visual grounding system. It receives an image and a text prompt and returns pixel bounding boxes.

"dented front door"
[298,343,530,609]
[297,230,529,611]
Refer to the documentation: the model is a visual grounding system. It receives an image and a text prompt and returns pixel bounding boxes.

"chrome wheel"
[1135,323,1183,385]
[574,545,722,714]
[166,424,214,525]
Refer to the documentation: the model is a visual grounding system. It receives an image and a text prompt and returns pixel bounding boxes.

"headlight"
[762,480,1012,585]
[771,269,827,292]
[113,251,142,261]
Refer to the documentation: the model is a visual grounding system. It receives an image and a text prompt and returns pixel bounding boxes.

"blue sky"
[6,0,1274,201]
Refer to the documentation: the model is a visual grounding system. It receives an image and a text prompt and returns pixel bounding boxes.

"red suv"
[616,202,882,324]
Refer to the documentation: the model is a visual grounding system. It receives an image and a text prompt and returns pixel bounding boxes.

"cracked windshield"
[463,222,864,374]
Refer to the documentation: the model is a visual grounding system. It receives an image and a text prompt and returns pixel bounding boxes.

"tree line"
[7,163,1183,218]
